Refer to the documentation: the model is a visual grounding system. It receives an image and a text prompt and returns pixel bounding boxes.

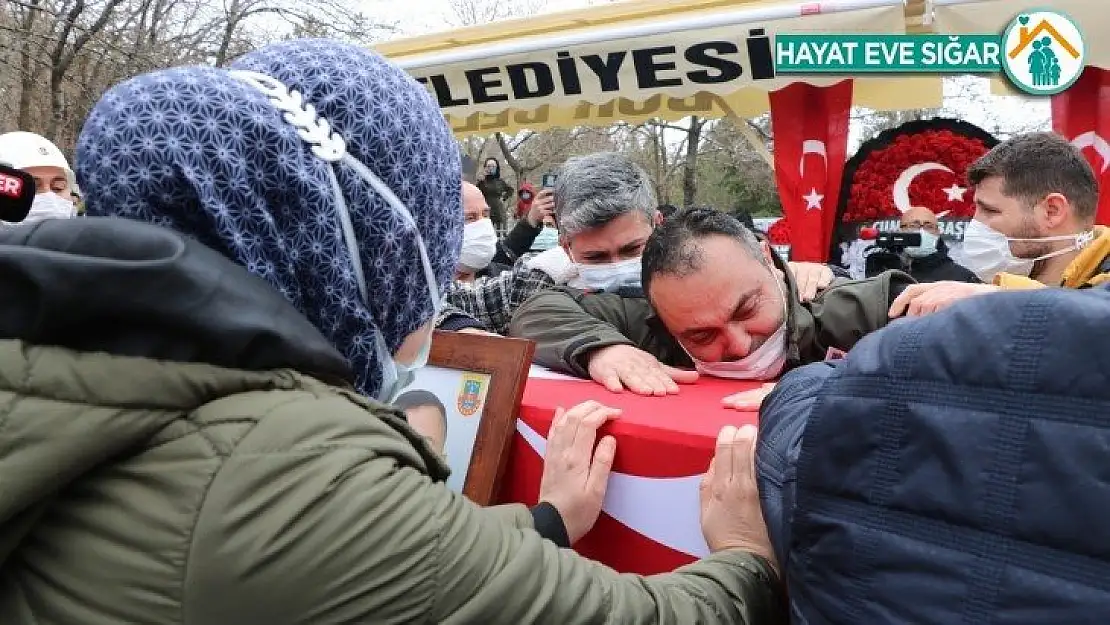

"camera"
[541,173,558,189]
[858,228,923,276]
[871,231,922,251]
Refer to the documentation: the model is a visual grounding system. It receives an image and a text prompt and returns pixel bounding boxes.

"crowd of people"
[0,36,1108,623]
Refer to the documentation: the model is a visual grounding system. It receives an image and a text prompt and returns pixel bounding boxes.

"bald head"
[462,181,489,224]
[899,206,939,235]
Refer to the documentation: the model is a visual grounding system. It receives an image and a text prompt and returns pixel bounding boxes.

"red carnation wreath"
[766,218,791,245]
[843,128,992,222]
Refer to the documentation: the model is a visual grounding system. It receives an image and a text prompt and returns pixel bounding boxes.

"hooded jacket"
[0,217,785,624]
[756,284,1110,624]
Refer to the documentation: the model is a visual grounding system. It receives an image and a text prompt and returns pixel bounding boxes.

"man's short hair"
[657,203,680,219]
[554,152,656,238]
[642,207,766,297]
[967,132,1098,222]
[394,389,447,428]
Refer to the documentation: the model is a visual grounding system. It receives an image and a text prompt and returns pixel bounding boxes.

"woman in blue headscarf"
[0,40,783,623]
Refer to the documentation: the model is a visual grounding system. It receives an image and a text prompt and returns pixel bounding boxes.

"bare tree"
[213,0,390,66]
[492,127,616,185]
[447,0,546,26]
[1,0,391,151]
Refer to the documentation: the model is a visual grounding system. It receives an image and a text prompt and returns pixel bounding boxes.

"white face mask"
[567,256,642,292]
[19,192,76,224]
[230,69,440,405]
[960,219,1095,283]
[684,282,789,381]
[904,230,938,259]
[458,218,497,271]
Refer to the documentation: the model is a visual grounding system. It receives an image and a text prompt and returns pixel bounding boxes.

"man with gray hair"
[554,152,661,291]
[510,208,914,404]
[442,152,665,334]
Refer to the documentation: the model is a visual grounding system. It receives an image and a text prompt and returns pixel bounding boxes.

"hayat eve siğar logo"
[1000,9,1085,96]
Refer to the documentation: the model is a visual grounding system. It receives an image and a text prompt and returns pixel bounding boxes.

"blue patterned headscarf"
[76,39,462,398]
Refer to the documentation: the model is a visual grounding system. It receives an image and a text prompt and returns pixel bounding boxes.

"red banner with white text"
[1052,66,1110,226]
[769,80,853,262]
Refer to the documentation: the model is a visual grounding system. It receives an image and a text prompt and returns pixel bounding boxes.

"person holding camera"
[865,206,979,284]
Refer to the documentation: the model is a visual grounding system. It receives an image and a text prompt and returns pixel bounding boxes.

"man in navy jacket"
[757,284,1110,624]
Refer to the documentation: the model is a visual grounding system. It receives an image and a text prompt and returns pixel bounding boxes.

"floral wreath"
[840,120,998,223]
[768,119,999,248]
[766,218,791,246]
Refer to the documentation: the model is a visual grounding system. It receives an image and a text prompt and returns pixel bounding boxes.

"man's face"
[484,160,498,176]
[23,165,70,197]
[649,235,786,363]
[405,405,447,456]
[462,183,490,224]
[972,175,1051,258]
[563,211,655,265]
[899,207,939,235]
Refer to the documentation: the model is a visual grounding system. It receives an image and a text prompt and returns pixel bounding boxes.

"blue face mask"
[231,69,442,405]
[344,160,439,404]
[905,230,939,259]
[374,325,434,405]
[331,147,439,405]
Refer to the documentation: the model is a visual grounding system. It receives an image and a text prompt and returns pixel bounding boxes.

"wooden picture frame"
[399,331,534,506]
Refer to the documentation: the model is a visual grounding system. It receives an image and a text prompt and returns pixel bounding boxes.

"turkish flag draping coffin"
[1052,66,1110,225]
[500,409,703,574]
[498,374,761,575]
[768,80,853,262]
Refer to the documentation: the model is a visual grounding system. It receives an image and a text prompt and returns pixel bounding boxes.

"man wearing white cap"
[0,131,79,224]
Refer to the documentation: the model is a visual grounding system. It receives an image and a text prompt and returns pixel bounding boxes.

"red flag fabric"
[769,80,853,262]
[1052,66,1110,225]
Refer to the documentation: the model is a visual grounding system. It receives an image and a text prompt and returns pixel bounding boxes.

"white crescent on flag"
[1071,131,1110,172]
[516,418,709,558]
[799,139,828,177]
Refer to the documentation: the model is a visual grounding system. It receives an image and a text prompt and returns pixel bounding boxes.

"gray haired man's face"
[563,211,656,265]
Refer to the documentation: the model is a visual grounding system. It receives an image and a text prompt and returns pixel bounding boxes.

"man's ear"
[759,240,776,265]
[653,210,664,226]
[1039,192,1073,229]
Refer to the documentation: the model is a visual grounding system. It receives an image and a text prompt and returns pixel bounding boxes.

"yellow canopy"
[376,0,944,137]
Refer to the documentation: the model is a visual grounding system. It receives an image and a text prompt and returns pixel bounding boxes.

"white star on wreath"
[943,183,967,202]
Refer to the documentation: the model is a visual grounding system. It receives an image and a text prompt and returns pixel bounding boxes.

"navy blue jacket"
[757,285,1110,624]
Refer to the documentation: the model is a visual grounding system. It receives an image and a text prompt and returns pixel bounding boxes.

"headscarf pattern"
[76,39,462,397]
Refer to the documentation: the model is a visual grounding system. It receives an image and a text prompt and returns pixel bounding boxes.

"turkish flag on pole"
[769,80,853,262]
[1052,66,1110,225]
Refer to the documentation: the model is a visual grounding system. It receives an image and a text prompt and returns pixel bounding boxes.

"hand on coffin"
[539,400,620,544]
[587,344,699,396]
[721,383,778,411]
[700,425,779,577]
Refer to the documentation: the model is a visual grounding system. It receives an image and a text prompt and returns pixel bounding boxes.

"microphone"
[0,162,35,223]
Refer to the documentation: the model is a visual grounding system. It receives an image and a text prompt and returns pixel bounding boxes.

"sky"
[366,0,599,37]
